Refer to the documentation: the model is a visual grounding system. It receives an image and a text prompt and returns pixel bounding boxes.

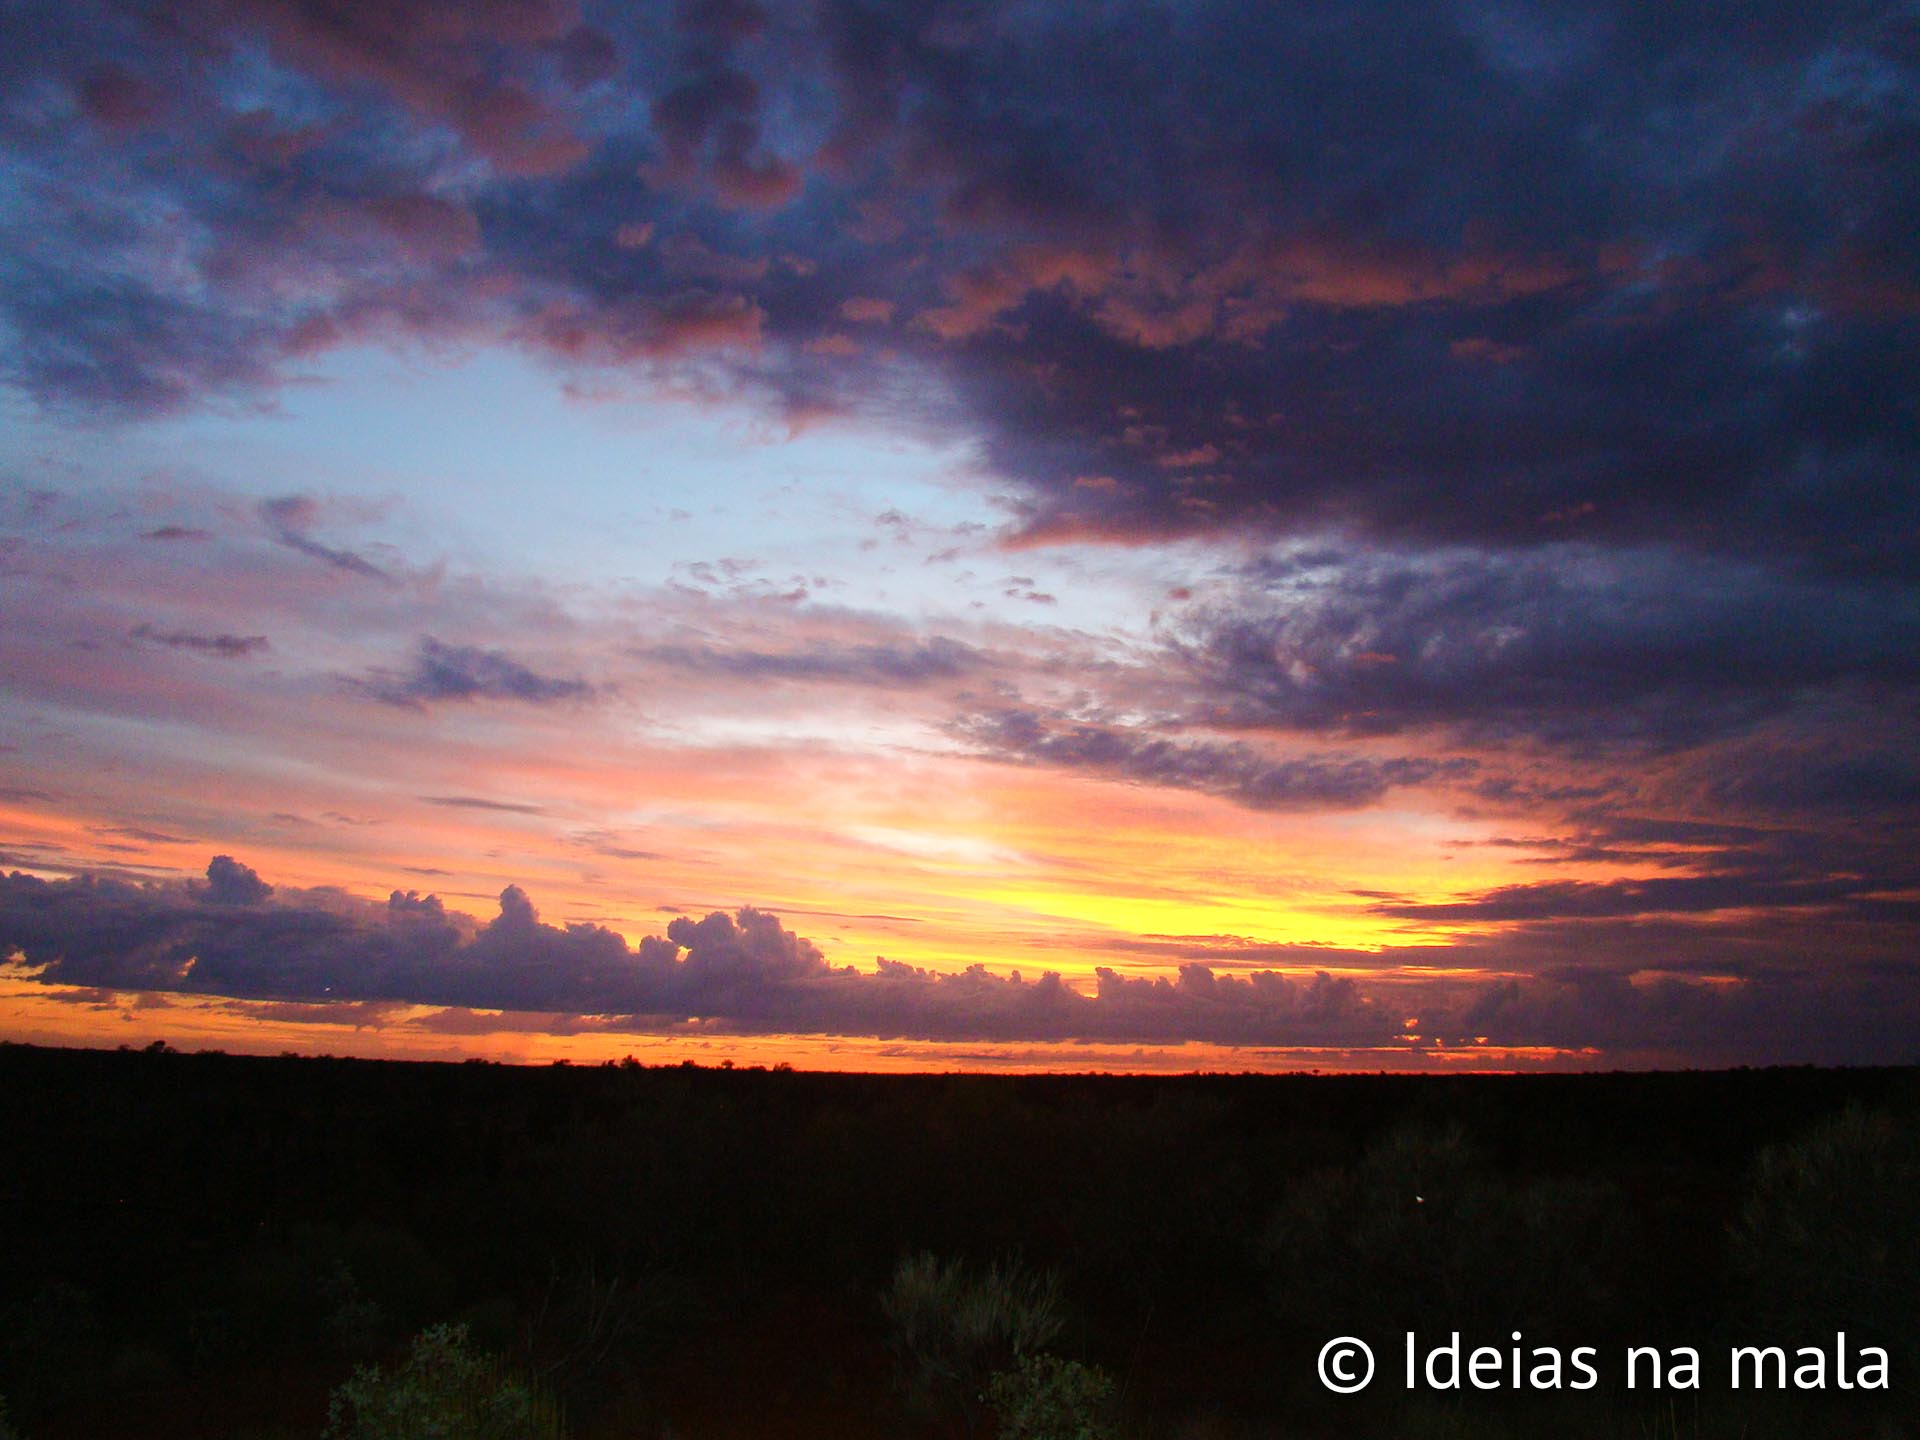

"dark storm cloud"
[648,58,801,210]
[1434,961,1920,1068]
[1404,790,1920,930]
[1378,872,1877,923]
[186,0,595,177]
[1705,742,1920,817]
[2,0,1910,572]
[5,858,1918,1063]
[1167,546,1920,750]
[781,0,1919,576]
[953,709,1472,811]
[1510,815,1780,864]
[924,7,1920,579]
[0,270,298,417]
[361,637,595,707]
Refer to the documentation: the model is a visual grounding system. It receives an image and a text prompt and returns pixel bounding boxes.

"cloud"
[191,0,591,176]
[639,635,982,687]
[0,0,1906,583]
[3,0,1918,1064]
[1703,741,1920,819]
[953,708,1470,811]
[568,829,664,862]
[0,858,1390,1045]
[91,824,194,846]
[203,854,272,905]
[0,268,300,417]
[361,636,595,707]
[5,857,1918,1063]
[130,624,269,659]
[420,796,547,814]
[260,498,391,581]
[1166,545,1920,751]
[648,64,801,210]
[1376,873,1872,924]
[77,64,166,130]
[839,296,894,325]
[519,289,766,363]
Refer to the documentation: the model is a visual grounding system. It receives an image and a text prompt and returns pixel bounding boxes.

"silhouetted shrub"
[1732,1107,1920,1347]
[1263,1122,1630,1344]
[0,1283,100,1417]
[323,1323,566,1440]
[322,1264,387,1359]
[883,1252,1064,1436]
[987,1353,1115,1440]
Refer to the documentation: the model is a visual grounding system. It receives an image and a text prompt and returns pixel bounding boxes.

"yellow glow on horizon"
[0,975,1612,1075]
[0,723,1726,1068]
[970,883,1406,953]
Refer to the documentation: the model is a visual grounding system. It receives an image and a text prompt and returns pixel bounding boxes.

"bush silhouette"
[1732,1107,1920,1354]
[986,1353,1115,1440]
[0,1283,100,1418]
[1263,1122,1630,1344]
[323,1323,566,1440]
[882,1252,1064,1437]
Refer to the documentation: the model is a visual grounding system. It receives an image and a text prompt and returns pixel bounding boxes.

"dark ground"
[1,1042,1915,1439]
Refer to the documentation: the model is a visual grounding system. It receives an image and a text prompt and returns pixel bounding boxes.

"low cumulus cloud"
[4,857,1918,1064]
[1435,960,1920,1068]
[203,853,273,905]
[0,858,1390,1046]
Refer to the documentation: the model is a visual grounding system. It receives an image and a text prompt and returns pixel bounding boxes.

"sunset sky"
[3,0,1918,1070]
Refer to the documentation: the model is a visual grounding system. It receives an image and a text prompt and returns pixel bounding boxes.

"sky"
[2,0,1917,1071]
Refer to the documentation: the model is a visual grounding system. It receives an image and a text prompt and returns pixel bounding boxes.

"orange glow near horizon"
[0,489,1779,1071]
[3,752,1612,964]
[0,731,1730,1072]
[0,974,1609,1074]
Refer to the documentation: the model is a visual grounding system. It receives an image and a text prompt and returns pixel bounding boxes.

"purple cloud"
[5,857,1918,1064]
[130,624,269,659]
[362,637,595,708]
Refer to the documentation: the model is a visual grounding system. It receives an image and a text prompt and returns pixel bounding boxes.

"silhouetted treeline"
[0,1043,1914,1439]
